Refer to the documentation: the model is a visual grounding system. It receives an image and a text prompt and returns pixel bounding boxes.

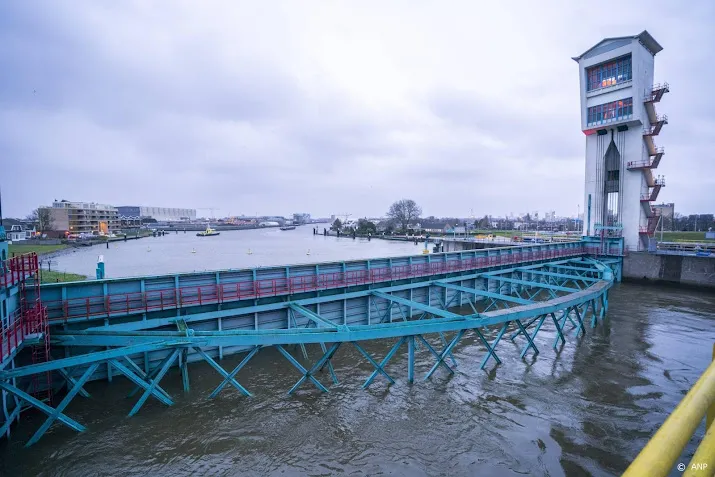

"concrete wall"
[623,252,715,288]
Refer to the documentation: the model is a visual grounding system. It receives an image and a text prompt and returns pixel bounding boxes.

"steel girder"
[1,258,615,446]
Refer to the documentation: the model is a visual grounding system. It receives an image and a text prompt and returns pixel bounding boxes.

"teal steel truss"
[0,254,618,446]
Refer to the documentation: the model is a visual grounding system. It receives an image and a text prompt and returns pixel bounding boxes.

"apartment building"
[45,200,121,235]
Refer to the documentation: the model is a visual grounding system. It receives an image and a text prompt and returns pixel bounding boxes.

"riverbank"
[38,269,87,284]
[8,243,69,256]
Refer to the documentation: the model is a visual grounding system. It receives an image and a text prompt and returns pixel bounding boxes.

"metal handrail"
[40,245,608,323]
[623,344,715,476]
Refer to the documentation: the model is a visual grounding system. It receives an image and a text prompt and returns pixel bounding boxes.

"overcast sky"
[1,1,713,219]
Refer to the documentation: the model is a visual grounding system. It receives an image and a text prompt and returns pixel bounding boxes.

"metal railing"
[1,311,27,363]
[0,305,46,364]
[623,344,715,476]
[0,253,39,289]
[41,245,610,323]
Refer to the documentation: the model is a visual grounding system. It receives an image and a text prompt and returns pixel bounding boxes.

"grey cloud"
[1,1,714,218]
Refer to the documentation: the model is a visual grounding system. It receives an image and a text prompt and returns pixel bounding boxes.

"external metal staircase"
[637,83,669,247]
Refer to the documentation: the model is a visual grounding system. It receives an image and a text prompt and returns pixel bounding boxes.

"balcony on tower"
[644,82,669,124]
[643,114,668,136]
[627,145,665,170]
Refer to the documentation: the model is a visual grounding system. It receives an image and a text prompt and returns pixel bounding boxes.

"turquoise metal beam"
[0,382,86,435]
[57,366,91,398]
[551,313,566,349]
[371,291,463,320]
[109,359,174,407]
[362,337,407,388]
[288,304,339,329]
[434,282,532,305]
[198,346,258,398]
[48,281,611,350]
[26,362,100,446]
[318,342,339,385]
[476,322,510,369]
[479,274,579,293]
[0,341,187,380]
[547,264,601,275]
[416,335,455,375]
[424,330,464,379]
[276,345,329,393]
[514,268,600,283]
[284,342,341,394]
[0,406,21,438]
[124,355,173,401]
[517,316,546,359]
[407,336,415,383]
[128,349,180,417]
[180,349,190,392]
[351,341,395,387]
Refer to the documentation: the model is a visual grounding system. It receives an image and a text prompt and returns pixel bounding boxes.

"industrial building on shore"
[117,206,196,222]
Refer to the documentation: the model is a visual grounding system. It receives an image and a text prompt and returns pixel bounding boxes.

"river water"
[2,231,715,476]
[50,225,423,279]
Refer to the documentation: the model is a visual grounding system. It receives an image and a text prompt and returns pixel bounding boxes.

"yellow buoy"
[191,248,196,254]
[306,249,311,255]
[147,247,151,252]
[247,249,253,255]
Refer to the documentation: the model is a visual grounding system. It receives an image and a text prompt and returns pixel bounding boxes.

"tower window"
[586,55,632,92]
[587,98,633,126]
[607,170,620,182]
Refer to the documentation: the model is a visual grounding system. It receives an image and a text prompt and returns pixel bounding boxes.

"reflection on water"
[2,283,714,476]
[52,226,424,279]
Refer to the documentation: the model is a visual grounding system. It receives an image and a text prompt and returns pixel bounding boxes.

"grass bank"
[8,244,69,256]
[657,231,715,242]
[38,269,88,284]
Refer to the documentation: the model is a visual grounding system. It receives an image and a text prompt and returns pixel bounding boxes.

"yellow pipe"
[709,343,715,430]
[683,421,715,477]
[622,358,715,477]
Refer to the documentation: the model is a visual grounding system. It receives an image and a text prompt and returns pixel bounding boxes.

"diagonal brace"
[476,321,510,369]
[26,363,100,447]
[518,316,546,359]
[124,356,172,401]
[0,381,86,438]
[57,367,91,398]
[417,335,456,376]
[109,359,174,407]
[424,330,464,380]
[128,349,180,417]
[197,346,259,398]
[276,345,329,393]
[285,342,341,394]
[552,312,566,349]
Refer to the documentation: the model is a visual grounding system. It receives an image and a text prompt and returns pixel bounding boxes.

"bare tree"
[27,208,54,232]
[387,199,422,232]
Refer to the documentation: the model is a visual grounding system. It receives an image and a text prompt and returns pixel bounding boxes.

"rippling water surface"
[3,248,715,476]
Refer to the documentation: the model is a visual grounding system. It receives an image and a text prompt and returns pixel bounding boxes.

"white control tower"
[573,31,668,251]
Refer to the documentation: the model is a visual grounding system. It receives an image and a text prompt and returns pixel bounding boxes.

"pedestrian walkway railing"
[623,344,715,476]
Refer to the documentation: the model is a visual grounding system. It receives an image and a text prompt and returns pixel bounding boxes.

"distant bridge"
[1,238,623,446]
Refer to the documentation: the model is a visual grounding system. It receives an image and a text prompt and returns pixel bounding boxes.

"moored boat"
[280,226,296,231]
[196,226,220,237]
